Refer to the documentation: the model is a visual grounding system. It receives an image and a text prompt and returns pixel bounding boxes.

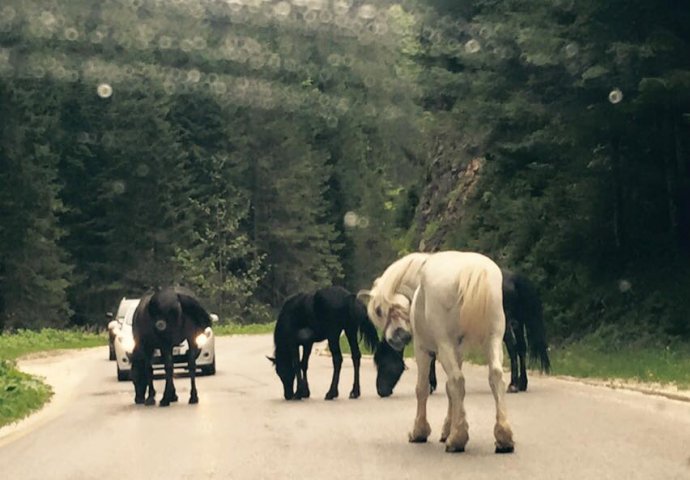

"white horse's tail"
[456,262,501,344]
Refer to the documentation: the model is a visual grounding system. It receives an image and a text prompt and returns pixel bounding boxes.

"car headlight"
[195,327,212,348]
[118,335,135,352]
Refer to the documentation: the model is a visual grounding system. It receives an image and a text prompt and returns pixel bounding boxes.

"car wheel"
[201,358,216,376]
[117,365,130,382]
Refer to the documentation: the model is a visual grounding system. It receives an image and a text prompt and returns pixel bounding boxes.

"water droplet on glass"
[40,11,56,27]
[112,181,126,195]
[357,216,370,228]
[343,211,359,228]
[358,5,377,20]
[304,10,318,23]
[608,88,623,104]
[187,69,201,83]
[333,0,352,15]
[97,83,113,98]
[274,1,291,17]
[618,279,632,293]
[159,36,173,49]
[136,164,150,177]
[465,39,481,54]
[564,43,579,58]
[211,80,227,95]
[326,116,339,128]
[2,6,16,22]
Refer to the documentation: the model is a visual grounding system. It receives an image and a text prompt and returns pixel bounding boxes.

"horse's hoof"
[324,391,338,400]
[159,400,170,407]
[171,394,179,402]
[134,397,145,405]
[507,384,519,393]
[495,444,515,454]
[189,396,199,405]
[145,397,156,406]
[408,434,428,443]
[445,444,465,453]
[348,390,360,399]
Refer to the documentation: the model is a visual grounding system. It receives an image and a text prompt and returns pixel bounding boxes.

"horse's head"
[373,339,406,397]
[383,301,412,351]
[268,352,296,400]
[358,281,413,352]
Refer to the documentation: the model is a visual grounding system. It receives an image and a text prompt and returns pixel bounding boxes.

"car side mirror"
[210,314,219,323]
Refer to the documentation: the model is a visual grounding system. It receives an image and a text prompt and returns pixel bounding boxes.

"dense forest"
[0,0,688,343]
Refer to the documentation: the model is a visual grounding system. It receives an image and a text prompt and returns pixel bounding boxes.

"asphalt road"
[1,334,689,480]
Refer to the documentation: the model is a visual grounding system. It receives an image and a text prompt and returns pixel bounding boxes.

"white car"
[112,297,217,381]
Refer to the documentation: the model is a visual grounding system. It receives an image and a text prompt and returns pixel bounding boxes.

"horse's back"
[418,251,504,344]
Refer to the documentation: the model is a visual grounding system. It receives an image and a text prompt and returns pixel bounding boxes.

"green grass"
[549,342,690,389]
[340,334,690,390]
[0,328,107,428]
[0,323,275,428]
[213,322,275,336]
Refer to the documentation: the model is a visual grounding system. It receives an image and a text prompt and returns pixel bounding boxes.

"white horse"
[363,251,514,453]
[357,252,431,350]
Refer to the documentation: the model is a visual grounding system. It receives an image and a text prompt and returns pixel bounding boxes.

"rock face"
[414,138,484,252]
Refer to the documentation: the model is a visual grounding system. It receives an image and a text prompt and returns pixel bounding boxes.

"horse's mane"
[375,252,431,305]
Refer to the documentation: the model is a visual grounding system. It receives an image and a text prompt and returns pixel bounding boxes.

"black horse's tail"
[514,274,551,374]
[351,296,379,353]
[174,287,212,329]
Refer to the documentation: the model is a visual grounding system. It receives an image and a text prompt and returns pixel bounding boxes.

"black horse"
[374,270,551,397]
[269,286,379,400]
[130,286,212,406]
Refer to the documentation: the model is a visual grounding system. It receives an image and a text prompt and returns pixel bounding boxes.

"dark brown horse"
[130,286,212,406]
[269,286,379,400]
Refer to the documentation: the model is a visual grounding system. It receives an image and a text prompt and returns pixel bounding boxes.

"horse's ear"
[356,289,371,303]
[266,356,276,365]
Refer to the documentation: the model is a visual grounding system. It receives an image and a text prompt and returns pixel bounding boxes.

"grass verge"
[0,323,275,429]
[340,333,690,391]
[0,329,107,428]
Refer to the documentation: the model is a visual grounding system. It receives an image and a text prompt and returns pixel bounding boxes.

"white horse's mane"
[373,252,430,305]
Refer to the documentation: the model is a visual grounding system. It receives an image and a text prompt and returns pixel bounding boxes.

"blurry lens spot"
[135,164,150,177]
[618,279,632,293]
[274,1,291,17]
[608,88,623,104]
[112,181,126,195]
[465,39,481,54]
[97,83,113,98]
[564,43,579,58]
[343,211,359,228]
[358,4,376,20]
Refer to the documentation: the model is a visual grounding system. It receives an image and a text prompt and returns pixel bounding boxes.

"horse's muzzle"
[387,328,412,351]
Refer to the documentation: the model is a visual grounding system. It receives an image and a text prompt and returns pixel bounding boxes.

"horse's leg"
[429,355,437,394]
[297,343,312,398]
[324,336,343,400]
[159,347,175,407]
[515,322,528,391]
[504,323,519,393]
[145,351,156,406]
[487,333,515,453]
[436,344,468,453]
[188,344,199,404]
[408,344,433,443]
[344,326,362,399]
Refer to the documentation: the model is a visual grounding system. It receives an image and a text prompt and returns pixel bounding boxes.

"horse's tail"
[514,274,551,374]
[175,288,212,329]
[351,296,379,353]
